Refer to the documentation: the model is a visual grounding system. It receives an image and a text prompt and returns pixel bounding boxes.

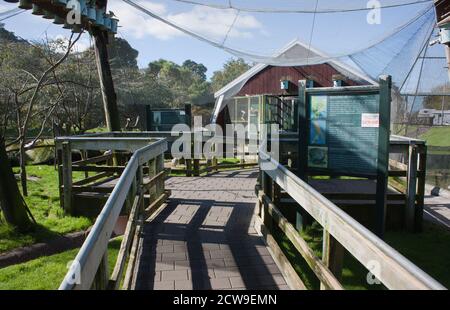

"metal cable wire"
[0,9,25,22]
[121,0,435,67]
[169,0,433,14]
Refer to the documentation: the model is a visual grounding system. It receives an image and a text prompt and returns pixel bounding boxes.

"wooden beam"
[321,230,344,288]
[260,193,344,290]
[406,145,418,232]
[92,25,121,132]
[109,194,140,290]
[256,216,307,290]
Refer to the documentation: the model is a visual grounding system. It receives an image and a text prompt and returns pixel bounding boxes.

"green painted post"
[375,75,392,238]
[297,79,307,180]
[296,80,309,232]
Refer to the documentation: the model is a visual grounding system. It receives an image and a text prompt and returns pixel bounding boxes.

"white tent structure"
[211,40,378,123]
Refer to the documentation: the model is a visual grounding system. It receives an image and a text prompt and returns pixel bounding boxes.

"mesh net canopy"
[3,0,448,127]
[118,0,450,122]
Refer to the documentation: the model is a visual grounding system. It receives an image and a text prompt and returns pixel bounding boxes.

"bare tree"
[5,33,82,196]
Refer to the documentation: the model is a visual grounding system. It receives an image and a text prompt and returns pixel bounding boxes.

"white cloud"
[108,0,262,41]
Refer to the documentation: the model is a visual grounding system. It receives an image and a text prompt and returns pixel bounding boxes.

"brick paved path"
[133,169,290,290]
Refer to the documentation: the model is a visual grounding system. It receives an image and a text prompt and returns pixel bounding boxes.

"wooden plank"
[255,215,306,290]
[389,159,408,170]
[144,191,171,219]
[321,231,344,288]
[72,165,125,173]
[56,137,160,152]
[73,172,114,186]
[388,170,407,177]
[122,221,142,290]
[415,147,427,232]
[72,186,114,194]
[108,194,140,290]
[260,193,343,290]
[210,162,258,170]
[142,171,166,193]
[73,153,113,166]
[91,253,108,290]
[259,151,445,290]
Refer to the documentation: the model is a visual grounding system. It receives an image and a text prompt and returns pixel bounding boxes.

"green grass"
[419,126,450,147]
[277,221,450,290]
[85,127,109,133]
[0,238,122,290]
[168,158,251,177]
[385,223,450,288]
[0,165,93,253]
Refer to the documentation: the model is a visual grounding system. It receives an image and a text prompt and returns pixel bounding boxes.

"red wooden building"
[212,40,377,132]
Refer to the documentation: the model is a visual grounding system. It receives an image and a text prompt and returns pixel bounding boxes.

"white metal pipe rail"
[259,150,446,290]
[59,138,167,290]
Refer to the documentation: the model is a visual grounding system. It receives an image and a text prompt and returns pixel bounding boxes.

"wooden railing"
[389,135,427,232]
[58,137,168,290]
[99,131,259,176]
[257,150,445,290]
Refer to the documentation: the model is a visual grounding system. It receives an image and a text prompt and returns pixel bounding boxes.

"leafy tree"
[107,37,139,69]
[423,85,450,110]
[182,59,207,81]
[146,59,212,108]
[0,23,25,44]
[211,58,251,92]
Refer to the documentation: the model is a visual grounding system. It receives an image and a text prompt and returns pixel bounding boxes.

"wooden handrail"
[259,150,445,290]
[59,138,167,290]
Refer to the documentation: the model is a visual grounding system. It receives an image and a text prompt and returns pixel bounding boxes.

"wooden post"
[156,154,164,196]
[148,158,156,197]
[62,142,73,214]
[193,159,200,177]
[415,146,427,232]
[321,230,344,289]
[137,164,144,212]
[406,145,418,232]
[186,159,192,177]
[91,27,121,132]
[262,171,272,201]
[57,145,64,211]
[272,180,280,206]
[92,252,109,290]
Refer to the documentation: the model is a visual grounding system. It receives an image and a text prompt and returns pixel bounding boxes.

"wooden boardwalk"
[132,169,290,290]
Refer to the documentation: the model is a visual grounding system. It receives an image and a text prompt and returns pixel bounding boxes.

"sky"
[0,0,435,80]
